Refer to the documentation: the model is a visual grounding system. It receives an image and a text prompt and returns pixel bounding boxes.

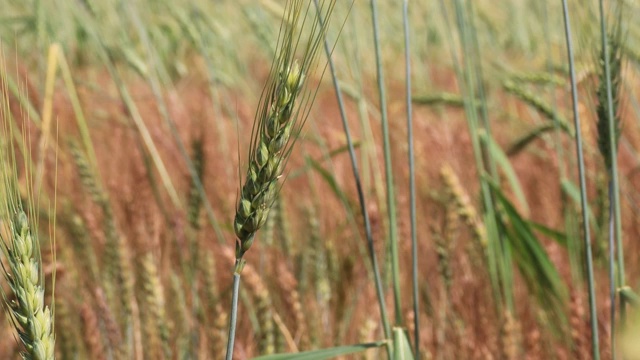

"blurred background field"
[1,0,640,358]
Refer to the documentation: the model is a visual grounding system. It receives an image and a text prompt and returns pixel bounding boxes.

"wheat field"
[0,0,640,359]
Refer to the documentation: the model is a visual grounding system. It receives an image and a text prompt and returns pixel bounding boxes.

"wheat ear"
[233,58,305,260]
[233,0,336,264]
[226,2,336,358]
[440,165,487,252]
[596,32,622,171]
[0,211,56,360]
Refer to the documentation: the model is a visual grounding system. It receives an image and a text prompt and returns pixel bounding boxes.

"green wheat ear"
[0,68,55,360]
[596,31,623,172]
[233,0,336,264]
[0,162,55,359]
[1,211,56,360]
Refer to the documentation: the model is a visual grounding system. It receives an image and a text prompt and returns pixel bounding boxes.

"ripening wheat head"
[233,0,336,262]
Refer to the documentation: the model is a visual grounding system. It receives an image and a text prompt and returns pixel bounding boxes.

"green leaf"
[484,208,506,309]
[490,182,567,327]
[507,123,556,156]
[306,157,350,208]
[528,221,568,248]
[560,178,599,234]
[620,287,639,307]
[411,92,469,107]
[393,328,415,360]
[480,132,529,215]
[289,143,361,179]
[253,341,386,360]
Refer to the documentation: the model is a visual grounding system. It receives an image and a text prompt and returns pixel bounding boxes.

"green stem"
[464,0,498,182]
[446,0,509,313]
[402,0,419,356]
[457,0,515,315]
[560,2,600,358]
[608,180,616,359]
[370,0,402,327]
[225,270,241,360]
[314,0,392,356]
[597,0,625,332]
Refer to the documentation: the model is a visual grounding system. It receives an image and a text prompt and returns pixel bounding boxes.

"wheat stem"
[560,1,600,358]
[369,0,402,327]
[316,1,392,356]
[597,0,626,339]
[402,0,419,356]
[224,271,241,360]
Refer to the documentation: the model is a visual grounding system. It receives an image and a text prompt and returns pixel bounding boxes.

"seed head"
[233,0,336,261]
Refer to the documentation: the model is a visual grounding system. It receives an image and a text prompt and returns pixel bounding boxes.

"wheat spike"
[233,0,337,262]
[358,318,378,360]
[210,303,229,359]
[69,140,134,332]
[435,232,452,297]
[0,80,55,359]
[0,211,55,360]
[187,138,205,231]
[596,32,623,172]
[509,71,565,86]
[440,165,487,252]
[276,262,307,348]
[69,141,106,205]
[94,287,127,360]
[80,303,106,360]
[275,195,294,257]
[54,291,78,360]
[136,252,171,359]
[570,288,590,359]
[499,310,521,360]
[524,327,542,360]
[503,80,573,135]
[244,266,275,355]
[66,213,100,286]
[412,92,469,108]
[167,272,191,359]
[233,59,304,259]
